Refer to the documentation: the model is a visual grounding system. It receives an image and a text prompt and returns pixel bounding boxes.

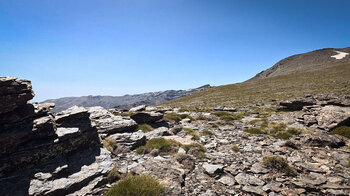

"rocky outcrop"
[300,105,350,131]
[280,94,350,111]
[87,106,137,136]
[0,77,113,196]
[130,111,163,124]
[278,94,350,131]
[0,77,34,114]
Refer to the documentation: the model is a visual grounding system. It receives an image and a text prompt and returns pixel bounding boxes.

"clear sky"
[1,0,350,101]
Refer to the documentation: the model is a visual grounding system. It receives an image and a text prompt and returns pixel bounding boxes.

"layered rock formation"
[0,77,113,196]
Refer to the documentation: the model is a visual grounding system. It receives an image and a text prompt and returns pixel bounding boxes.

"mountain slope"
[42,85,210,112]
[163,47,350,109]
[251,47,350,80]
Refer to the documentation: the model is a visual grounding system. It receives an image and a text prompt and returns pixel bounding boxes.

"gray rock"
[88,106,137,135]
[109,130,146,150]
[218,175,235,186]
[0,77,34,114]
[129,105,146,112]
[55,106,92,130]
[235,173,265,186]
[145,127,171,140]
[28,148,113,196]
[202,163,224,175]
[242,185,266,195]
[130,112,163,124]
[301,132,345,148]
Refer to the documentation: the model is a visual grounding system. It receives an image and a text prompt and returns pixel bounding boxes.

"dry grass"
[162,63,350,109]
[105,174,167,196]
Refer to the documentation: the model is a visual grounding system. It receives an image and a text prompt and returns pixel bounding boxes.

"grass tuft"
[182,143,207,159]
[331,126,350,139]
[231,145,240,152]
[202,129,215,136]
[103,137,117,152]
[262,156,297,176]
[243,128,266,134]
[135,138,180,155]
[105,175,167,196]
[184,128,200,140]
[137,124,154,133]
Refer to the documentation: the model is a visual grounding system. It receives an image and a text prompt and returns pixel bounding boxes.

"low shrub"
[276,131,293,140]
[211,123,219,128]
[231,145,240,152]
[175,153,195,169]
[248,119,269,129]
[243,128,266,134]
[262,156,297,176]
[103,137,118,152]
[164,113,182,122]
[202,129,215,136]
[182,143,207,159]
[137,124,154,133]
[331,126,350,139]
[135,138,180,155]
[184,128,200,140]
[107,167,121,183]
[105,175,167,196]
[180,114,195,121]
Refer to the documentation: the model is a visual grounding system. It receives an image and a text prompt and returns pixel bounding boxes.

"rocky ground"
[92,94,350,195]
[1,77,350,196]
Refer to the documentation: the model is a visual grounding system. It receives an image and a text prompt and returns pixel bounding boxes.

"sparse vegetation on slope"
[162,63,350,109]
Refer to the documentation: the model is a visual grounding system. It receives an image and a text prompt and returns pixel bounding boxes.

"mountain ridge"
[42,84,211,112]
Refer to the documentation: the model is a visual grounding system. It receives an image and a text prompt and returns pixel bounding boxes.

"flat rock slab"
[202,163,224,175]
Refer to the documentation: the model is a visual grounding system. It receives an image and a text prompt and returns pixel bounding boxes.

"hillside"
[251,47,350,80]
[43,85,210,112]
[163,48,350,109]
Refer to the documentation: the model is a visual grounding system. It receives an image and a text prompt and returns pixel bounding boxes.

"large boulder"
[87,106,137,135]
[299,105,350,131]
[280,94,350,111]
[130,112,163,124]
[109,130,146,150]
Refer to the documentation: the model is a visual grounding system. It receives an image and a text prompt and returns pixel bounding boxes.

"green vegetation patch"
[107,167,122,183]
[243,128,266,134]
[136,138,180,155]
[249,119,269,129]
[202,129,215,136]
[162,63,350,110]
[214,111,243,121]
[105,174,167,196]
[262,156,297,176]
[103,137,118,152]
[183,128,200,140]
[175,153,195,169]
[137,124,154,133]
[231,145,240,152]
[331,126,350,139]
[182,143,207,159]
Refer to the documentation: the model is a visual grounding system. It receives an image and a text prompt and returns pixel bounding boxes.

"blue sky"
[1,0,350,101]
